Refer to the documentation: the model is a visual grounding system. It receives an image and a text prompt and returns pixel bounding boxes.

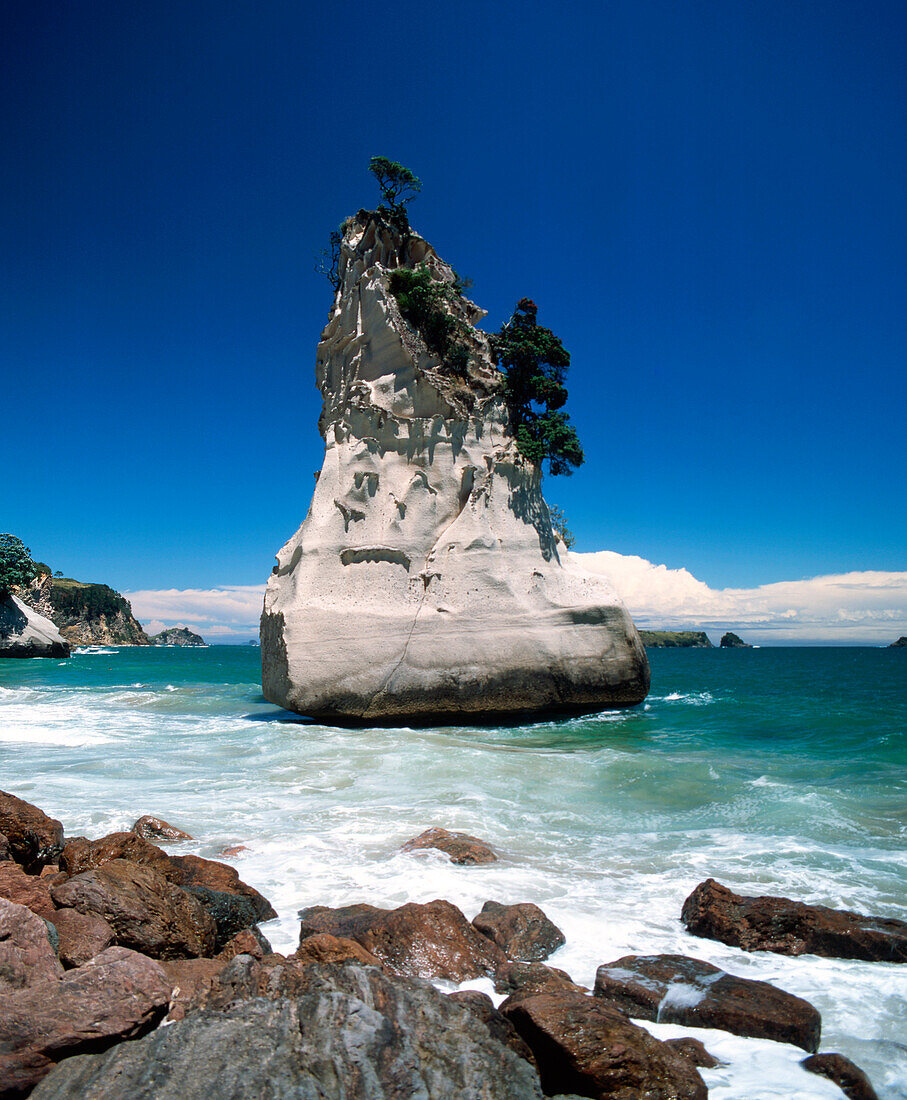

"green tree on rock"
[368,156,422,234]
[0,534,38,596]
[491,299,584,476]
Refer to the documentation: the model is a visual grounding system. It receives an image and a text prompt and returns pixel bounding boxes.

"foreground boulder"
[261,212,649,723]
[594,953,821,1052]
[50,909,115,969]
[494,960,586,998]
[447,989,538,1070]
[59,831,173,879]
[682,879,907,962]
[801,1053,879,1100]
[130,816,193,842]
[298,899,506,981]
[31,964,546,1099]
[0,593,70,659]
[0,898,63,994]
[501,990,707,1099]
[51,859,216,959]
[291,931,382,968]
[0,791,64,872]
[401,826,498,864]
[0,946,170,1097]
[0,862,57,920]
[472,900,566,962]
[167,854,276,922]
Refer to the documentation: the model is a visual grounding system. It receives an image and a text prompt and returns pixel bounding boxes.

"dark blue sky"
[3,0,905,591]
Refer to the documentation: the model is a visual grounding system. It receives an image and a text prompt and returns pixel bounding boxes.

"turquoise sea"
[1,646,905,1098]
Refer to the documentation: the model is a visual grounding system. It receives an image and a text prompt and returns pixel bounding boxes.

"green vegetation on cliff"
[639,630,713,648]
[47,578,133,621]
[0,534,37,596]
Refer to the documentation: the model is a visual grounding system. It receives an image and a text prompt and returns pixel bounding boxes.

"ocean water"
[1,645,905,1099]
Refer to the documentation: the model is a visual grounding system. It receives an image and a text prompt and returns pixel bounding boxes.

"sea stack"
[261,213,650,722]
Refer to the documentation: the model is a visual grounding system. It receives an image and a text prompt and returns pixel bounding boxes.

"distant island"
[720,632,751,648]
[890,636,907,648]
[638,630,712,648]
[149,627,206,647]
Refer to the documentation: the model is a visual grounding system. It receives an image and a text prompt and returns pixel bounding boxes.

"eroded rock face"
[261,214,649,722]
[298,899,506,981]
[31,964,545,1100]
[681,878,907,962]
[472,900,566,962]
[0,593,70,659]
[594,953,821,1052]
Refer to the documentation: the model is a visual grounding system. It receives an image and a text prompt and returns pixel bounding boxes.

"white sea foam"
[660,691,715,704]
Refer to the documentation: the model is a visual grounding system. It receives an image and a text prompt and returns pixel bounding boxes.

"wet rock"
[51,859,216,960]
[0,862,57,920]
[502,990,707,1099]
[473,900,566,961]
[131,816,193,842]
[159,958,230,1022]
[31,964,545,1099]
[291,931,382,968]
[801,1053,879,1100]
[188,952,310,1012]
[494,960,586,998]
[0,834,10,861]
[664,1038,721,1069]
[167,854,276,922]
[682,878,907,962]
[218,844,249,857]
[401,827,498,865]
[59,832,173,879]
[0,946,170,1097]
[180,885,259,952]
[448,989,538,1069]
[594,953,821,1052]
[298,899,506,981]
[50,908,115,969]
[216,927,271,961]
[0,898,63,994]
[0,790,64,872]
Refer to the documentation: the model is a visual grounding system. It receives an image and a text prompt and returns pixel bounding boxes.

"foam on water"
[0,645,905,1098]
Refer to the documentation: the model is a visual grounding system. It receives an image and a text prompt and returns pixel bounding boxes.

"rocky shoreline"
[1,790,898,1098]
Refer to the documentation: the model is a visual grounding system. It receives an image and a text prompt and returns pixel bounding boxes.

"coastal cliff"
[639,631,713,648]
[18,575,150,647]
[0,593,70,658]
[261,213,649,721]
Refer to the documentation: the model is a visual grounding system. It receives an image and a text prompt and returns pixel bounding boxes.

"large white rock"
[0,593,70,658]
[261,215,649,721]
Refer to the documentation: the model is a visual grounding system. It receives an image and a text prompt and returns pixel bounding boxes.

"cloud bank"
[125,559,907,645]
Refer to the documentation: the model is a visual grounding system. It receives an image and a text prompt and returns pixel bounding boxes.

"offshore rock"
[148,627,206,647]
[0,593,70,659]
[261,214,649,722]
[131,816,194,841]
[401,826,498,864]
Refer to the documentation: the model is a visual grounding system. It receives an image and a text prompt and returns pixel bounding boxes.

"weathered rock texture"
[17,574,149,647]
[0,594,70,659]
[261,213,649,721]
[0,791,64,872]
[682,878,907,962]
[472,900,566,962]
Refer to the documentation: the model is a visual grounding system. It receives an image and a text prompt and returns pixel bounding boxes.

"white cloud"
[125,560,907,646]
[576,551,907,644]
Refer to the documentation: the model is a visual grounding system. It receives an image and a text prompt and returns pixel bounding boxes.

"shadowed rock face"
[261,214,650,722]
[0,593,70,660]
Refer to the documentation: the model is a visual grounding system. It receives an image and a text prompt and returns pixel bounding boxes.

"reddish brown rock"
[0,946,170,1096]
[594,953,821,1052]
[494,960,586,999]
[159,958,230,1021]
[502,990,707,1099]
[59,832,173,879]
[131,816,193,842]
[298,899,507,981]
[448,989,538,1070]
[50,859,216,960]
[291,932,382,968]
[0,898,63,994]
[51,908,115,969]
[0,862,57,920]
[38,865,60,879]
[801,1053,879,1100]
[401,827,497,865]
[219,844,249,857]
[682,879,907,962]
[472,900,565,962]
[0,790,64,872]
[167,854,276,921]
[0,833,11,861]
[216,928,268,961]
[665,1038,721,1069]
[187,952,311,1013]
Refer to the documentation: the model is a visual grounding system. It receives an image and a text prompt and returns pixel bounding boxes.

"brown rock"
[291,931,382,968]
[38,865,60,878]
[159,958,230,1021]
[187,952,310,1013]
[494,960,586,998]
[0,862,57,920]
[167,854,276,921]
[216,928,267,961]
[0,790,64,872]
[0,897,63,994]
[801,1053,879,1100]
[682,878,907,962]
[594,953,821,1053]
[502,990,707,1100]
[0,833,11,861]
[472,900,565,962]
[448,989,538,1070]
[59,832,173,879]
[218,844,249,857]
[50,859,216,959]
[51,908,115,968]
[665,1038,721,1069]
[298,899,507,981]
[131,816,193,842]
[401,826,497,865]
[0,946,170,1096]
